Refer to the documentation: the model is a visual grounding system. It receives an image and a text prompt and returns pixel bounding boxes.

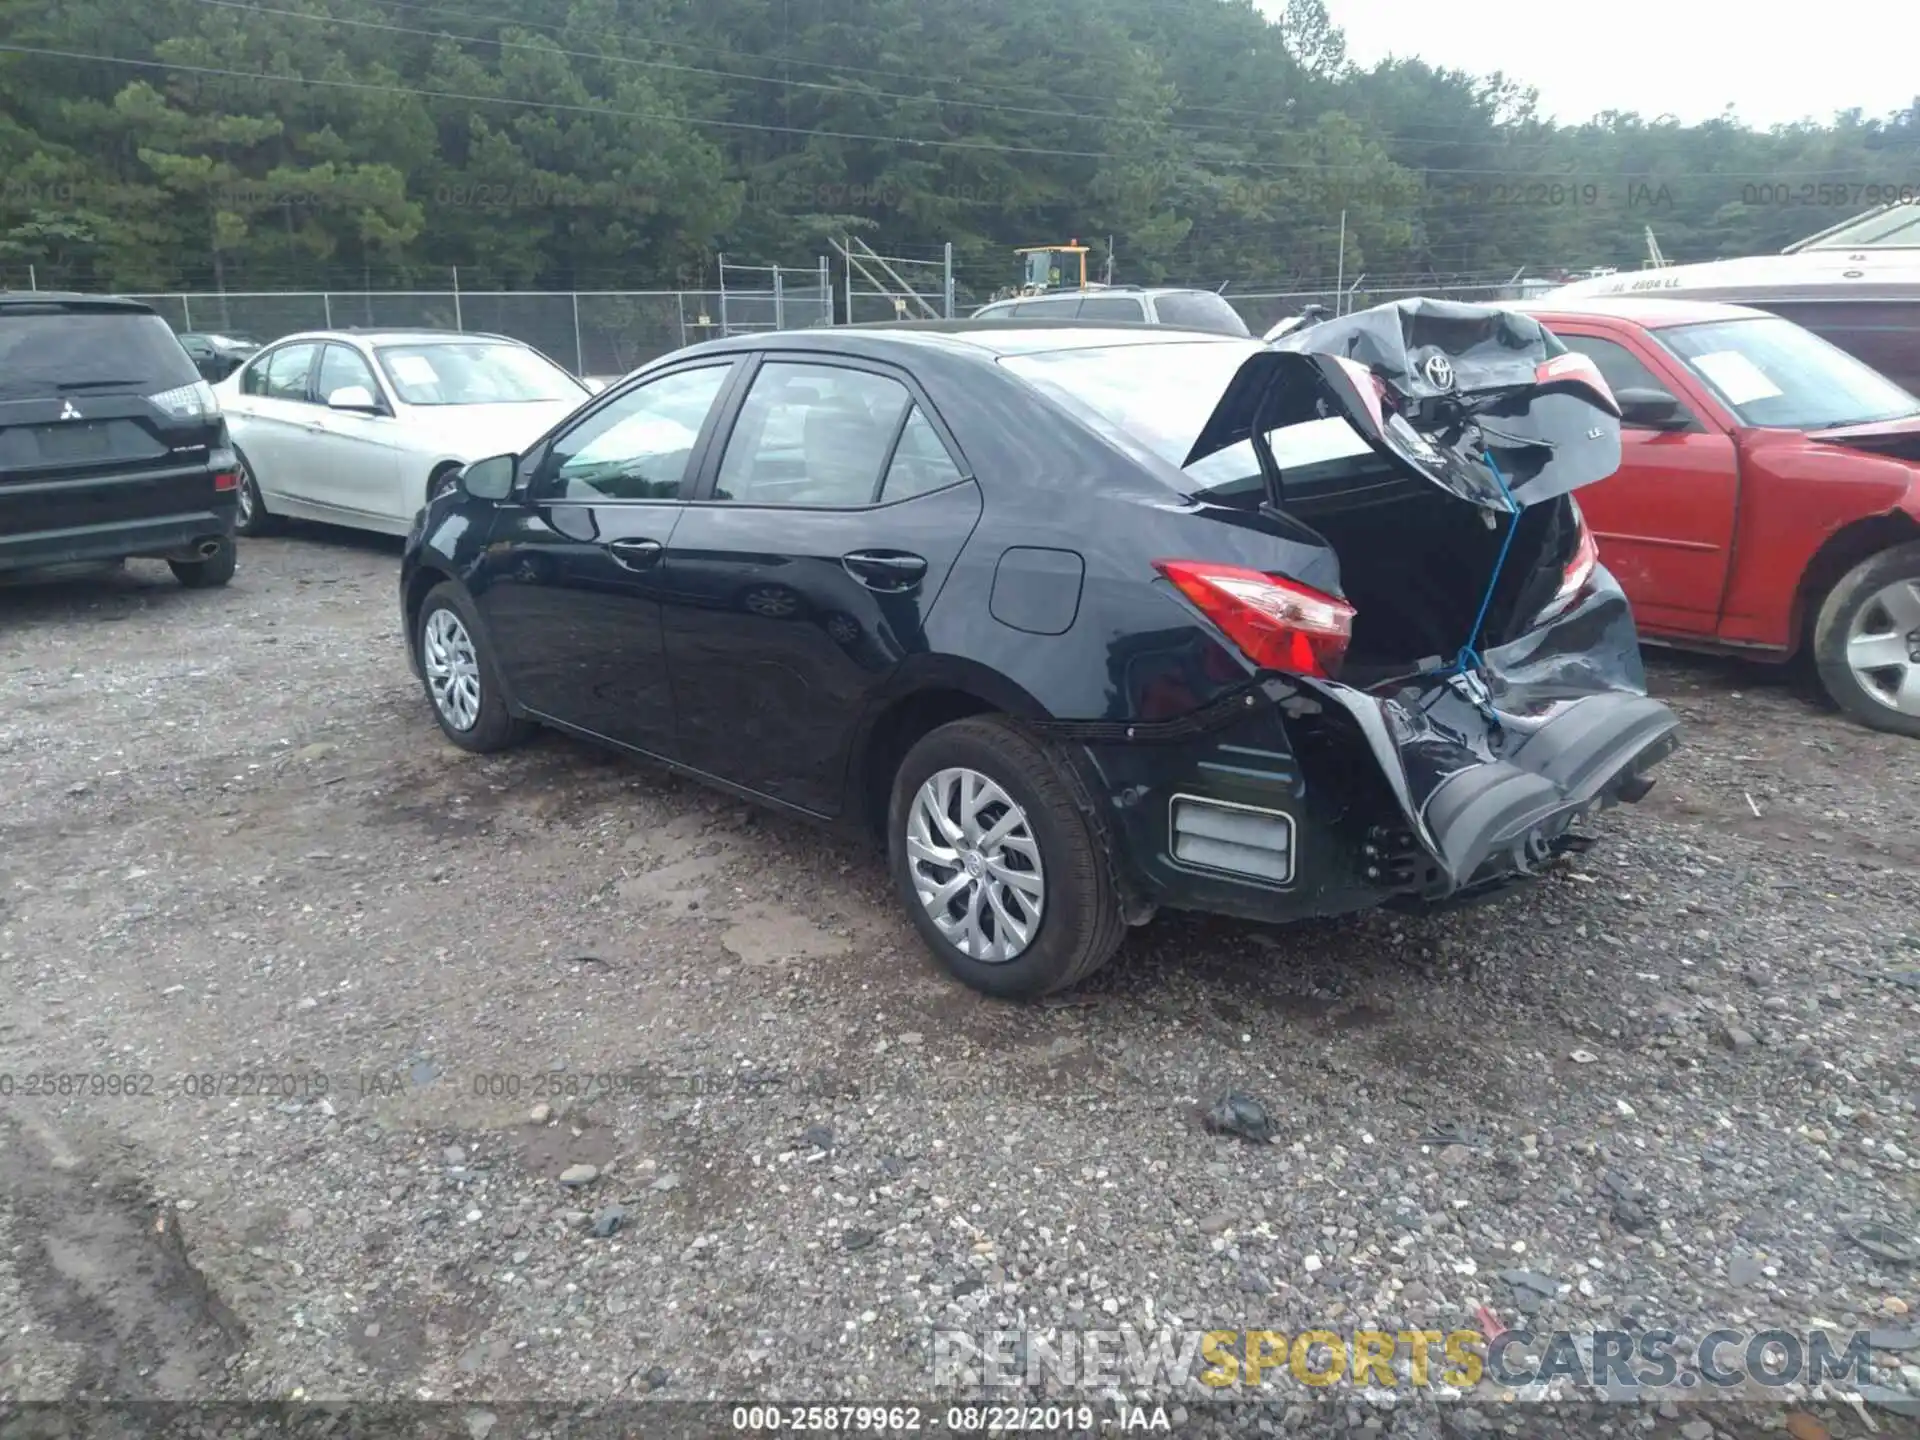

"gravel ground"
[2,528,1919,1439]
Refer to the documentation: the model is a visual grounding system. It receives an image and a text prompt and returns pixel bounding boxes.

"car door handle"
[605,537,663,571]
[841,550,927,590]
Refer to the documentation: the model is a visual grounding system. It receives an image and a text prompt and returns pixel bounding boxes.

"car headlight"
[149,380,221,420]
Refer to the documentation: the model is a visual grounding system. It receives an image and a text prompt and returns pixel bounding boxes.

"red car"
[1518,298,1920,737]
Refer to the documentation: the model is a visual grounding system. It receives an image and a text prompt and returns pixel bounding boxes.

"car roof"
[258,328,522,346]
[675,320,1250,365]
[1511,296,1771,328]
[976,286,1225,306]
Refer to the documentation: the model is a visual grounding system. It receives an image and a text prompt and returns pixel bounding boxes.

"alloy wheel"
[423,607,483,731]
[236,460,256,527]
[1846,577,1920,718]
[905,767,1046,963]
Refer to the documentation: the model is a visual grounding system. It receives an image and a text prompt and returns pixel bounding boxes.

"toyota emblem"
[1421,354,1455,390]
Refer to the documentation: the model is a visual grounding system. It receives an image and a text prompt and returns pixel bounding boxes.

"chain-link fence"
[834,238,955,324]
[1222,281,1539,336]
[100,273,1544,378]
[116,285,832,381]
[713,257,835,337]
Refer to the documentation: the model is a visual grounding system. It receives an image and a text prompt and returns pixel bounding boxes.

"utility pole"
[1335,210,1347,315]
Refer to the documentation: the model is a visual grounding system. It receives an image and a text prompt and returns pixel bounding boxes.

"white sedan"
[216,329,592,538]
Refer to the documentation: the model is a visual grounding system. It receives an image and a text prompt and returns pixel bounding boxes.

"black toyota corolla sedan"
[399,300,1679,998]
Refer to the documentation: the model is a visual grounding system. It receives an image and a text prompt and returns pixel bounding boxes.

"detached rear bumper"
[1061,675,1676,930]
[1420,691,1677,890]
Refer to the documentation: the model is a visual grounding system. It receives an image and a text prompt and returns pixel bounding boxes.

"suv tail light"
[1153,559,1356,679]
[149,379,220,421]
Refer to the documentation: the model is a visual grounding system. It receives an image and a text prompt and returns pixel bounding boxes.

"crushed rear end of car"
[1051,300,1680,922]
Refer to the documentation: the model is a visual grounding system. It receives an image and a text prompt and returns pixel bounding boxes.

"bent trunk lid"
[1181,300,1676,890]
[1183,297,1625,511]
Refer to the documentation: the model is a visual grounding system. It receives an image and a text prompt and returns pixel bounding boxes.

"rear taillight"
[149,379,220,421]
[1331,356,1389,430]
[1543,504,1599,618]
[213,470,239,491]
[1153,559,1356,679]
[1534,352,1618,414]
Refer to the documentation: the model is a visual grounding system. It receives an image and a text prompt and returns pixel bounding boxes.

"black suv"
[0,293,240,586]
[177,331,261,383]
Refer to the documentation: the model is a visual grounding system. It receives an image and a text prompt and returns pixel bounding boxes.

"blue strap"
[1450,448,1520,680]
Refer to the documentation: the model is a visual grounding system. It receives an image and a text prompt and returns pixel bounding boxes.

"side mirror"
[327,385,382,414]
[1615,386,1690,430]
[460,453,517,501]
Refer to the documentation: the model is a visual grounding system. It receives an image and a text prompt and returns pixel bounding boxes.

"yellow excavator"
[983,240,1103,303]
[1014,240,1092,295]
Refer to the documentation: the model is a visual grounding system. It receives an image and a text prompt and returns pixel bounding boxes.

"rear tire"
[888,715,1125,999]
[417,581,532,753]
[168,536,236,589]
[1811,540,1920,739]
[234,449,276,537]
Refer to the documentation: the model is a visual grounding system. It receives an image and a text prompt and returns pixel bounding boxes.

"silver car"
[970,286,1251,336]
[216,329,592,538]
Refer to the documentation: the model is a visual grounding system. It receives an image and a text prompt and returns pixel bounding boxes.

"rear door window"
[258,344,320,403]
[880,407,967,500]
[1020,296,1083,319]
[1152,292,1251,335]
[1077,296,1148,321]
[0,306,201,398]
[712,362,913,507]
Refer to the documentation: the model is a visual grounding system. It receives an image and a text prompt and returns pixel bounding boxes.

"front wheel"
[168,536,236,588]
[887,716,1125,999]
[1812,540,1920,738]
[417,582,532,752]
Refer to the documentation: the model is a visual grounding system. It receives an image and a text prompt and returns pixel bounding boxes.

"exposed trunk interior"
[1282,464,1582,682]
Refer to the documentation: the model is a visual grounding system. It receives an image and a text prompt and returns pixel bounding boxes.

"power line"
[0,41,1662,178]
[190,0,1232,138]
[0,43,1161,162]
[362,0,1328,130]
[37,39,1907,186]
[184,0,1600,159]
[355,0,1654,149]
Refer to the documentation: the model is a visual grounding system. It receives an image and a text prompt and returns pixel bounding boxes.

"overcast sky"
[1314,0,1916,128]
